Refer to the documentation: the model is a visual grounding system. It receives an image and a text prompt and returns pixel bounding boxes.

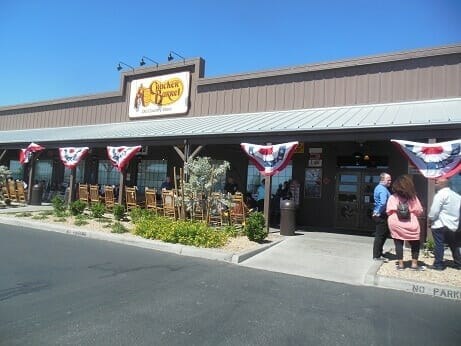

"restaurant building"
[1,44,460,232]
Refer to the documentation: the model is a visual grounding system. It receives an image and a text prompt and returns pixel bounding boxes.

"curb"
[364,260,461,301]
[0,216,278,264]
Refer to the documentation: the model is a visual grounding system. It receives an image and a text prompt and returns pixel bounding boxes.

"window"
[8,160,22,180]
[63,161,85,185]
[136,160,167,191]
[98,160,120,186]
[246,162,292,195]
[451,173,461,194]
[35,160,53,185]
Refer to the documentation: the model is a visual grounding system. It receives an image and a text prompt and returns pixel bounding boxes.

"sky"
[0,0,460,107]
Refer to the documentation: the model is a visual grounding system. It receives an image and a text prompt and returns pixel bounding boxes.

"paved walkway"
[241,231,380,286]
[1,203,460,301]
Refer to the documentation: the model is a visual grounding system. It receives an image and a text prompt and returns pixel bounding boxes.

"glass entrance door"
[335,171,380,230]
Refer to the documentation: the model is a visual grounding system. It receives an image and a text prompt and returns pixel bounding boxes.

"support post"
[425,138,437,241]
[27,153,36,204]
[263,142,272,231]
[118,169,125,206]
[264,175,271,231]
[68,167,76,205]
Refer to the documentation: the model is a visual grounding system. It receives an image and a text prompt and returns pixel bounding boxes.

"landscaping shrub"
[90,202,105,218]
[113,204,125,221]
[130,207,154,224]
[245,211,267,243]
[133,215,229,248]
[74,214,89,226]
[111,221,128,233]
[69,200,86,216]
[51,196,66,217]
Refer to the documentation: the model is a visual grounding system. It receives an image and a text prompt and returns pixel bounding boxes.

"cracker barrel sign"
[129,71,190,118]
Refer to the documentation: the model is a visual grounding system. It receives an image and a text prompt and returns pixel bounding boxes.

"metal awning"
[0,97,460,148]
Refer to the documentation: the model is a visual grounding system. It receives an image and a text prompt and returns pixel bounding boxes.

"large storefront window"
[63,162,85,185]
[136,160,167,191]
[35,160,53,186]
[246,162,292,195]
[8,160,23,180]
[98,160,120,186]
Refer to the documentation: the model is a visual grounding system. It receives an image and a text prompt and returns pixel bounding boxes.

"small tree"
[181,157,230,220]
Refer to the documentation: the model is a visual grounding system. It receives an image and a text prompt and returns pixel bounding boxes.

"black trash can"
[280,199,296,236]
[29,184,43,206]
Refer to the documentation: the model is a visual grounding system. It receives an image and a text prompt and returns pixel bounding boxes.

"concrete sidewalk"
[1,203,460,301]
[240,231,381,286]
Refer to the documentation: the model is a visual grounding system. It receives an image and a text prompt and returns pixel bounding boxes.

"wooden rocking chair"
[78,183,90,206]
[208,192,225,226]
[145,188,162,215]
[2,185,10,200]
[191,192,205,221]
[229,192,248,226]
[162,189,176,219]
[16,181,27,203]
[104,186,116,210]
[89,184,101,205]
[125,187,144,211]
[7,180,17,202]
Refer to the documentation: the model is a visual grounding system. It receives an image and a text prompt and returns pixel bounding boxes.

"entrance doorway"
[335,171,381,231]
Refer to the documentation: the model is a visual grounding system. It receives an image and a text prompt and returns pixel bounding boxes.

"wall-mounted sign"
[129,71,190,118]
[308,147,323,167]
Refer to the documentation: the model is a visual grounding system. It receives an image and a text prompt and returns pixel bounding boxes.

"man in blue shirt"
[257,179,265,212]
[372,172,392,261]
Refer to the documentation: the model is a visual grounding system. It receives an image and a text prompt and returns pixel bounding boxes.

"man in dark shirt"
[160,176,172,190]
[224,176,239,195]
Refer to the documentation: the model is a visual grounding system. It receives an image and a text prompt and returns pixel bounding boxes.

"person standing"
[386,175,425,270]
[428,177,461,270]
[372,172,392,262]
[257,179,265,212]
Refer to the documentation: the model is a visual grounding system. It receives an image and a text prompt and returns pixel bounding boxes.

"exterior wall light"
[167,51,185,63]
[116,61,134,72]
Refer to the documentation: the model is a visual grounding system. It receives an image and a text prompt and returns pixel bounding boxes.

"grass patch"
[54,217,67,222]
[15,212,33,218]
[111,221,128,233]
[32,214,49,220]
[96,217,112,224]
[39,210,54,216]
[74,219,89,226]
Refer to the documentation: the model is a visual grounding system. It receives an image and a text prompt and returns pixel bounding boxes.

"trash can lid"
[280,199,295,209]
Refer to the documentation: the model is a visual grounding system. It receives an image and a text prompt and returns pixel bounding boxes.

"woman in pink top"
[386,175,425,271]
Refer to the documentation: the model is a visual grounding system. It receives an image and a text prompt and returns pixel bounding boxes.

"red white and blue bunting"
[391,139,461,179]
[58,147,89,169]
[106,146,142,172]
[19,142,45,164]
[241,142,298,176]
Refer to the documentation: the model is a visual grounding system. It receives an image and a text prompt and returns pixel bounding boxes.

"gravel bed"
[377,249,461,288]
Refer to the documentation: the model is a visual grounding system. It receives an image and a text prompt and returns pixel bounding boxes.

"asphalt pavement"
[1,203,460,301]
